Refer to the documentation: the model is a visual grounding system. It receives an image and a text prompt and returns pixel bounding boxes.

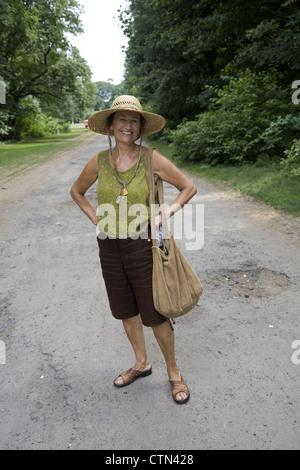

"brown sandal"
[169,376,190,404]
[114,367,152,388]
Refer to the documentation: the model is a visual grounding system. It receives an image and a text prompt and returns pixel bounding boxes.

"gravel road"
[0,133,299,450]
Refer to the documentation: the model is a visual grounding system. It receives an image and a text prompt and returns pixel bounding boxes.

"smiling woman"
[88,95,165,136]
[108,111,143,146]
[108,111,144,204]
[70,95,197,404]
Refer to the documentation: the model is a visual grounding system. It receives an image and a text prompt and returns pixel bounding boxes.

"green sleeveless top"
[96,149,157,238]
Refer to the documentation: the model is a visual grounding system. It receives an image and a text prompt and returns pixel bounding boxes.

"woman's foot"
[169,375,190,404]
[114,364,152,388]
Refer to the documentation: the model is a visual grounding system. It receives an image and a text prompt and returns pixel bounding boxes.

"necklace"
[110,146,142,204]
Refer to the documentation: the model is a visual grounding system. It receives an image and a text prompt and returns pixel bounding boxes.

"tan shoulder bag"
[144,147,203,319]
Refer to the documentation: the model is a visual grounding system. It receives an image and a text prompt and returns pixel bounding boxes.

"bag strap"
[144,147,170,246]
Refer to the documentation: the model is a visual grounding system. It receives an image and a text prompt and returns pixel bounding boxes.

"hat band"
[112,102,141,112]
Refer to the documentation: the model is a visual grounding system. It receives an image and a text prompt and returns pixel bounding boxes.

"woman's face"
[110,111,141,143]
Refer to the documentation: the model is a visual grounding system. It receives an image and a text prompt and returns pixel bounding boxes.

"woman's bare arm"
[70,154,98,225]
[152,148,197,220]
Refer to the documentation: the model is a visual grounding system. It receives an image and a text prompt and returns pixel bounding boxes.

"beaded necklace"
[109,144,142,204]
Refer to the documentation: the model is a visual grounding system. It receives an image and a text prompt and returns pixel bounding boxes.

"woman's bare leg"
[152,320,188,402]
[114,314,151,386]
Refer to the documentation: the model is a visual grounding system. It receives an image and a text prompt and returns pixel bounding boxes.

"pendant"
[116,187,128,204]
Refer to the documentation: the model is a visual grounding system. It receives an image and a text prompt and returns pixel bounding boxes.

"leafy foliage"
[281,139,300,177]
[119,0,300,165]
[120,0,300,128]
[169,70,299,165]
[0,0,95,140]
[95,81,123,111]
[15,96,69,139]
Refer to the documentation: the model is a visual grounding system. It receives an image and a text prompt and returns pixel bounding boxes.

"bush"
[15,96,70,139]
[170,70,300,165]
[281,139,300,178]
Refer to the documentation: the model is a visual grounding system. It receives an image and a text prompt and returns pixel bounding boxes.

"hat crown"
[111,95,142,112]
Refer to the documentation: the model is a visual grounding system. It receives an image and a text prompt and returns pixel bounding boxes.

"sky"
[70,0,129,84]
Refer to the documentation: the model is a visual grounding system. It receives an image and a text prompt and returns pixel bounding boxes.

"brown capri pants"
[97,232,167,327]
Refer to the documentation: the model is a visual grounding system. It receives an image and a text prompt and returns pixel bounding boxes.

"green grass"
[146,138,300,216]
[0,124,89,180]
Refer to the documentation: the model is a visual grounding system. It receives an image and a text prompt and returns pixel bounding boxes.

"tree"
[120,0,219,127]
[120,0,300,128]
[231,0,300,86]
[95,80,123,111]
[0,0,95,139]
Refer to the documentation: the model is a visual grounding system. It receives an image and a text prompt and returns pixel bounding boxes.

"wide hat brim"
[88,107,166,136]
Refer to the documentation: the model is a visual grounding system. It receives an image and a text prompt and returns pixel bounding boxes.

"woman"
[70,96,197,404]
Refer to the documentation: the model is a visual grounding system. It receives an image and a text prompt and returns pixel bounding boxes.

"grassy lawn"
[147,139,300,217]
[0,124,90,180]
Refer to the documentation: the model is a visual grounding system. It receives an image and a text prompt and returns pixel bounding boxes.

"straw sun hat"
[88,95,166,136]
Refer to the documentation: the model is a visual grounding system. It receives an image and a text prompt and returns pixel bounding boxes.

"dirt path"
[0,134,299,450]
